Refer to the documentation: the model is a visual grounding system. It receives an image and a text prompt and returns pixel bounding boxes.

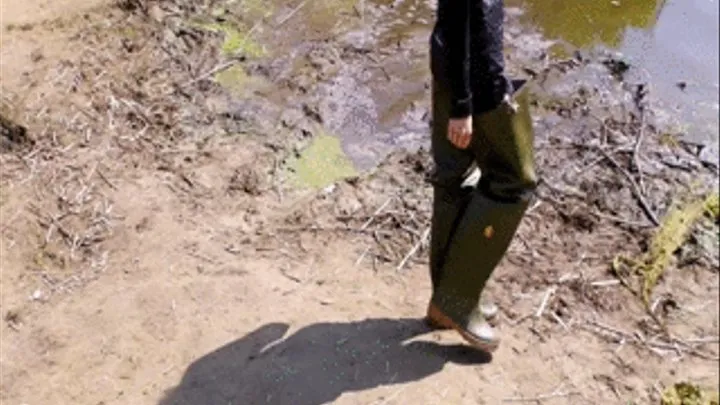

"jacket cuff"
[450,96,472,118]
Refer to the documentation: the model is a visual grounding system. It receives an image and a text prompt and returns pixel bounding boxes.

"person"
[425,0,538,353]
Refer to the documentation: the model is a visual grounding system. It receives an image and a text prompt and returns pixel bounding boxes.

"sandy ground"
[1,1,718,405]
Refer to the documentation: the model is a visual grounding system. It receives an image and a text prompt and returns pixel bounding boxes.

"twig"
[650,296,663,314]
[633,109,648,194]
[684,336,720,344]
[526,199,543,215]
[354,246,370,267]
[551,312,570,331]
[279,269,302,283]
[504,385,579,403]
[278,225,392,236]
[96,167,117,190]
[535,287,556,318]
[396,227,430,271]
[182,59,240,87]
[590,279,621,287]
[599,148,660,226]
[582,320,720,361]
[509,313,533,326]
[276,0,307,26]
[589,113,625,144]
[586,319,633,339]
[374,229,397,260]
[503,392,577,403]
[361,197,393,230]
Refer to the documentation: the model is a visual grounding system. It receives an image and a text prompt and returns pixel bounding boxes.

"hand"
[448,116,472,149]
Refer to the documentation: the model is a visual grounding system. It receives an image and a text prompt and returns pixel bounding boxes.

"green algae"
[200,22,265,57]
[285,132,358,189]
[213,65,251,95]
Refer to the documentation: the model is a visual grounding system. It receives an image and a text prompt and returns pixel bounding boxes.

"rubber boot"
[428,194,529,350]
[427,167,498,330]
[428,79,537,352]
[427,76,499,329]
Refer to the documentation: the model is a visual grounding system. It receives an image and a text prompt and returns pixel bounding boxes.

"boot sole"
[426,306,498,329]
[426,304,499,353]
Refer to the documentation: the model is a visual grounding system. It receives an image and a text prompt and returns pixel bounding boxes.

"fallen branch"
[503,383,579,403]
[599,148,660,226]
[276,0,307,26]
[278,225,392,236]
[632,108,648,194]
[581,319,719,361]
[181,59,241,88]
[503,391,577,403]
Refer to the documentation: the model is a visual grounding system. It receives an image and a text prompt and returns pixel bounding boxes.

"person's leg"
[427,79,500,329]
[428,78,474,292]
[429,79,537,351]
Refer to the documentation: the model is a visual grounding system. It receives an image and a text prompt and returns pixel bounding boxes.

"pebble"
[30,289,44,301]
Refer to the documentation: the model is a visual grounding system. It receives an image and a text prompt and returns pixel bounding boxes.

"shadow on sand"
[158,317,491,405]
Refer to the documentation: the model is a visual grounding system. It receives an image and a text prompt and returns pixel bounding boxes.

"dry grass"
[0,0,235,299]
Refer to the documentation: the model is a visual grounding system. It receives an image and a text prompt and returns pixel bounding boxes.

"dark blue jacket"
[431,0,512,117]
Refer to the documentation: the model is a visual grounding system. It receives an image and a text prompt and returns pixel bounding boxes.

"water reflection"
[510,0,665,48]
[512,0,719,149]
[278,0,718,163]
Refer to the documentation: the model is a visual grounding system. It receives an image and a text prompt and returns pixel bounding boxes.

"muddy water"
[302,0,437,171]
[509,0,719,158]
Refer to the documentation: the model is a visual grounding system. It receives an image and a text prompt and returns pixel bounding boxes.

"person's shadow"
[158,317,491,405]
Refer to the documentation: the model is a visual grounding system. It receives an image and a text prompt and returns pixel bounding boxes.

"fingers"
[448,126,471,150]
[458,131,471,149]
[449,128,459,147]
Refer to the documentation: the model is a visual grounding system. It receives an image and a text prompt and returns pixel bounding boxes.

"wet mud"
[212,0,718,183]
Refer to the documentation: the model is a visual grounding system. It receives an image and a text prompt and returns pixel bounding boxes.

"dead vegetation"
[0,0,281,299]
[0,0,718,403]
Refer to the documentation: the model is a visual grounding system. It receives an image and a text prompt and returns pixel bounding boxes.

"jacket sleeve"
[470,0,512,110]
[443,0,473,118]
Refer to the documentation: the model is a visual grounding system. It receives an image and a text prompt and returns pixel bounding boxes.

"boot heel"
[427,304,500,353]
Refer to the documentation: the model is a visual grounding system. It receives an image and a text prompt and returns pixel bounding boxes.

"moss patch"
[214,65,250,95]
[285,132,358,189]
[212,63,269,97]
[198,23,265,57]
[613,192,720,304]
[661,382,719,405]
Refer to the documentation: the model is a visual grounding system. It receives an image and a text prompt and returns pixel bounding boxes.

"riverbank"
[1,1,718,404]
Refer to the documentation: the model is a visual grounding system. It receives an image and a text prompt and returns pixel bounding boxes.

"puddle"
[509,0,719,156]
[216,0,718,177]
